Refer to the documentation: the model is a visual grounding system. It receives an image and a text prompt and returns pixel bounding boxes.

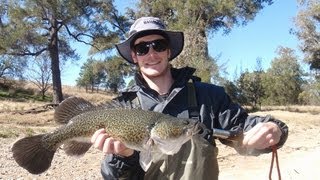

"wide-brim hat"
[115,17,184,64]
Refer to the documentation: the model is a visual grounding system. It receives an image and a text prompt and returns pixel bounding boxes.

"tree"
[262,47,304,105]
[77,56,133,93]
[104,56,132,93]
[134,0,273,82]
[223,80,246,105]
[0,0,128,103]
[298,78,320,105]
[27,55,52,100]
[76,59,104,93]
[294,0,320,76]
[238,70,264,109]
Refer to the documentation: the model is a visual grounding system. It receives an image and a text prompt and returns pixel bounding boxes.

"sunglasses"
[133,39,169,56]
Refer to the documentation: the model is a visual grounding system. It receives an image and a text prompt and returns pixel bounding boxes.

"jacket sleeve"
[204,84,288,155]
[101,151,145,180]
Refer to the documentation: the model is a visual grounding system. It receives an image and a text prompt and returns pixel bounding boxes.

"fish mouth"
[186,121,202,136]
[193,121,211,137]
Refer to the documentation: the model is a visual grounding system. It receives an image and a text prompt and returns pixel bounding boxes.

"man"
[91,16,288,180]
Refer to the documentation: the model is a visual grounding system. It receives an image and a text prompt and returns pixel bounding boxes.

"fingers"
[91,129,109,151]
[114,140,134,157]
[243,123,263,146]
[91,129,134,157]
[113,140,125,153]
[104,138,134,156]
[91,128,106,144]
[243,123,269,149]
[242,122,282,150]
[103,137,114,154]
[103,137,125,154]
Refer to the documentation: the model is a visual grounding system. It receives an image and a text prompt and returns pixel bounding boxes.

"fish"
[11,96,200,174]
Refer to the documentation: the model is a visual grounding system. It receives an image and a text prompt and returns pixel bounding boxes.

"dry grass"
[0,84,115,138]
[260,105,320,114]
[62,85,116,104]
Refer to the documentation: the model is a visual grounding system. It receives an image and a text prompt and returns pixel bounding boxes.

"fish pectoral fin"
[146,138,154,146]
[139,150,152,172]
[62,140,92,156]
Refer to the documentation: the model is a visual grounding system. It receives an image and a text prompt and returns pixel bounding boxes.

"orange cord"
[269,146,281,180]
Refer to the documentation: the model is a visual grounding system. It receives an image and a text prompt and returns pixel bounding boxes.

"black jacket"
[100,67,288,179]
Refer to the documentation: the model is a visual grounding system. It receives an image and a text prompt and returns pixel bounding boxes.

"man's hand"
[242,122,282,150]
[91,129,134,157]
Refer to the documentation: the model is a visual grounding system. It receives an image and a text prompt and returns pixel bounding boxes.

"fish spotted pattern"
[11,96,200,174]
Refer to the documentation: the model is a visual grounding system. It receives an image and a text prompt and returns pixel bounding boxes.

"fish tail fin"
[54,96,95,124]
[63,140,92,156]
[11,134,56,174]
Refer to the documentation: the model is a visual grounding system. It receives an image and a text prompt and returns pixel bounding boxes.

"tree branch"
[13,103,58,115]
[110,11,127,35]
[63,24,101,51]
[7,48,47,56]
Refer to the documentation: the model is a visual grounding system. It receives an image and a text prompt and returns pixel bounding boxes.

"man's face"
[131,34,171,78]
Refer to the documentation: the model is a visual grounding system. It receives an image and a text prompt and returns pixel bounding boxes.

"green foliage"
[295,0,320,73]
[136,0,273,33]
[76,58,102,92]
[228,48,307,107]
[261,47,304,105]
[25,127,35,137]
[0,128,19,138]
[77,56,133,93]
[238,70,265,108]
[104,56,133,93]
[0,127,36,138]
[223,80,246,105]
[298,78,320,105]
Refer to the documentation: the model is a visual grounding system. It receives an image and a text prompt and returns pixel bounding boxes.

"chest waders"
[143,82,219,180]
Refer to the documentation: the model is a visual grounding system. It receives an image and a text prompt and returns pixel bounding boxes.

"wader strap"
[187,82,215,145]
[187,82,200,120]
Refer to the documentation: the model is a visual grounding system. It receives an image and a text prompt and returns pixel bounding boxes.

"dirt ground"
[0,109,319,180]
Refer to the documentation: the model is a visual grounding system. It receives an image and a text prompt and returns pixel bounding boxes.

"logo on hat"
[143,19,165,29]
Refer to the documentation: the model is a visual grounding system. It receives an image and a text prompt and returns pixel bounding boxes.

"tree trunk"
[49,18,63,103]
[173,25,213,82]
[91,82,94,93]
[41,90,45,100]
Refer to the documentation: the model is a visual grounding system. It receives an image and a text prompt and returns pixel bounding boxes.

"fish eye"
[146,122,156,132]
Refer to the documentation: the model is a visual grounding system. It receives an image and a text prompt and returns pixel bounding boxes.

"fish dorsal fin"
[54,96,95,124]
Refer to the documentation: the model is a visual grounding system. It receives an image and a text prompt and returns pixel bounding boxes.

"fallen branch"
[13,103,58,115]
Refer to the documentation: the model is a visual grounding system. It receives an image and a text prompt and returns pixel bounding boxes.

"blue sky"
[61,1,301,86]
[209,0,300,79]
